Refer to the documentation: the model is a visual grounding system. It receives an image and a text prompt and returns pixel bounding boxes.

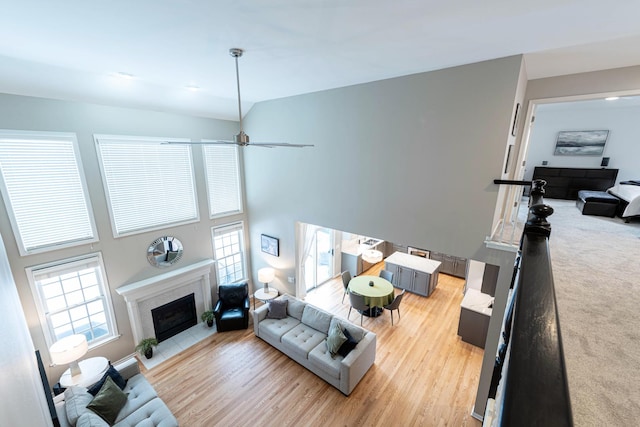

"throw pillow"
[86,376,128,425]
[326,322,348,358]
[337,327,358,357]
[266,299,288,319]
[87,363,126,396]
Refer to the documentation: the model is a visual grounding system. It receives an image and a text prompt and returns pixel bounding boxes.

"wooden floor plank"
[142,264,483,426]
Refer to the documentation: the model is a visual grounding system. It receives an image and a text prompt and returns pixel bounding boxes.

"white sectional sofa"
[253,294,376,395]
[54,357,178,427]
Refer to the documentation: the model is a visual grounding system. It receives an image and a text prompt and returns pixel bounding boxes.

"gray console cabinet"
[430,252,467,278]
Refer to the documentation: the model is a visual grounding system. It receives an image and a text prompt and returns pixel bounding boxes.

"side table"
[59,356,109,388]
[254,287,278,310]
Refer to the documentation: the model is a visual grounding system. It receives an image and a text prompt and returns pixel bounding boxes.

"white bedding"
[608,184,640,217]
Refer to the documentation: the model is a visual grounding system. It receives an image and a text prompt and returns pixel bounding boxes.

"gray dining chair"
[379,269,394,283]
[348,291,370,326]
[341,270,352,303]
[383,289,406,326]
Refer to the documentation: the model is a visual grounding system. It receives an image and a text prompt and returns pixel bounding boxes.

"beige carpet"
[544,199,640,426]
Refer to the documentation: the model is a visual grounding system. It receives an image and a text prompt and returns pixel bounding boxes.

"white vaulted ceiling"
[1,1,640,120]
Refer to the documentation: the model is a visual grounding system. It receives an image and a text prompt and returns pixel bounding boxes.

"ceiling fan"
[168,48,313,149]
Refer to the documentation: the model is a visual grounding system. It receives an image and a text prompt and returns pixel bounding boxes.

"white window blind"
[95,136,199,236]
[203,144,242,218]
[27,253,117,349]
[212,222,246,285]
[0,131,97,255]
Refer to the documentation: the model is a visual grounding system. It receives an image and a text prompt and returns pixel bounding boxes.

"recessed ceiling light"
[185,85,201,92]
[605,96,619,101]
[115,72,134,80]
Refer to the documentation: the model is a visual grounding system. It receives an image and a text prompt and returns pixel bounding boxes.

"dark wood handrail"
[489,179,573,426]
[493,179,533,186]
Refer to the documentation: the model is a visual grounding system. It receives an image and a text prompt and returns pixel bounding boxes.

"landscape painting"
[554,130,609,156]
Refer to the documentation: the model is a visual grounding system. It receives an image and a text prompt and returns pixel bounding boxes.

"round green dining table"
[348,275,395,310]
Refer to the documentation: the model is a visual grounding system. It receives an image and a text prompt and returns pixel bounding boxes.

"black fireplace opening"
[152,293,197,342]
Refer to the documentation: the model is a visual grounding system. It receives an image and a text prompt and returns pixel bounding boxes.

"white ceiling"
[2,1,640,121]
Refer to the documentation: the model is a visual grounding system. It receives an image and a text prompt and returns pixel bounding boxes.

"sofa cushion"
[87,363,127,396]
[326,321,348,357]
[308,342,342,381]
[282,295,305,320]
[266,299,288,319]
[301,304,333,334]
[76,412,109,427]
[281,323,328,360]
[113,398,178,427]
[115,374,158,422]
[86,377,128,425]
[65,386,94,426]
[258,317,300,343]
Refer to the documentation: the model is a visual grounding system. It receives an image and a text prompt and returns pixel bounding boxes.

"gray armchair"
[213,282,250,331]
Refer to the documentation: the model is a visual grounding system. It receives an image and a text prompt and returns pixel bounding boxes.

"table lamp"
[258,267,275,292]
[50,334,88,376]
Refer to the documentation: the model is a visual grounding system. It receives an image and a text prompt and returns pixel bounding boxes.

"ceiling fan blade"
[163,140,236,146]
[249,142,315,148]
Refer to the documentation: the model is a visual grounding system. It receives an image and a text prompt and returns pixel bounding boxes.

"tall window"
[95,135,199,236]
[212,223,246,285]
[27,253,117,349]
[0,130,97,255]
[203,144,242,218]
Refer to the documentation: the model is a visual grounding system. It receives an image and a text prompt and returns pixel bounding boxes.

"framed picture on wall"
[261,234,279,257]
[553,130,609,156]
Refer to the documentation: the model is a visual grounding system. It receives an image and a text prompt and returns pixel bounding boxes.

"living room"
[3,3,640,426]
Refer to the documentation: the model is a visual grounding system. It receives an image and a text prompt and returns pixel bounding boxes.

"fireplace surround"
[116,259,214,345]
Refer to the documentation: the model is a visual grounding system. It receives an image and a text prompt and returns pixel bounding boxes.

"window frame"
[94,134,199,238]
[0,130,98,255]
[26,252,119,350]
[211,222,247,286]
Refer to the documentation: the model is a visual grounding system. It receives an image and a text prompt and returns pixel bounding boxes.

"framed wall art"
[261,234,279,257]
[553,130,609,156]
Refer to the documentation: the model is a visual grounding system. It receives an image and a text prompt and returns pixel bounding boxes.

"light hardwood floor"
[141,264,484,426]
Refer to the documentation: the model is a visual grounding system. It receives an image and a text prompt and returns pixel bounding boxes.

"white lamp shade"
[258,267,275,284]
[362,249,383,264]
[50,334,88,365]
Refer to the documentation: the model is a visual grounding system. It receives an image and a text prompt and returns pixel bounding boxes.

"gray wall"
[524,104,640,183]
[243,55,524,292]
[0,93,241,381]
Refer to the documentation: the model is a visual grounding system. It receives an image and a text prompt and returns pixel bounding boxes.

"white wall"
[0,232,53,427]
[523,104,640,183]
[0,93,242,381]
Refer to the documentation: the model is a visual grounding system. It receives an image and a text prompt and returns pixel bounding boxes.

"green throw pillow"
[326,321,347,357]
[86,376,128,425]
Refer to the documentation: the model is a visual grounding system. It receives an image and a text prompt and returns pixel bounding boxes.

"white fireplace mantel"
[116,259,214,344]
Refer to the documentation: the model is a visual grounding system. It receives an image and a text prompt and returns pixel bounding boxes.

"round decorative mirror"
[147,236,184,268]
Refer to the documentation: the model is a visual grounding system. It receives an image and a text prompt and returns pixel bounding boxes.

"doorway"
[304,227,335,291]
